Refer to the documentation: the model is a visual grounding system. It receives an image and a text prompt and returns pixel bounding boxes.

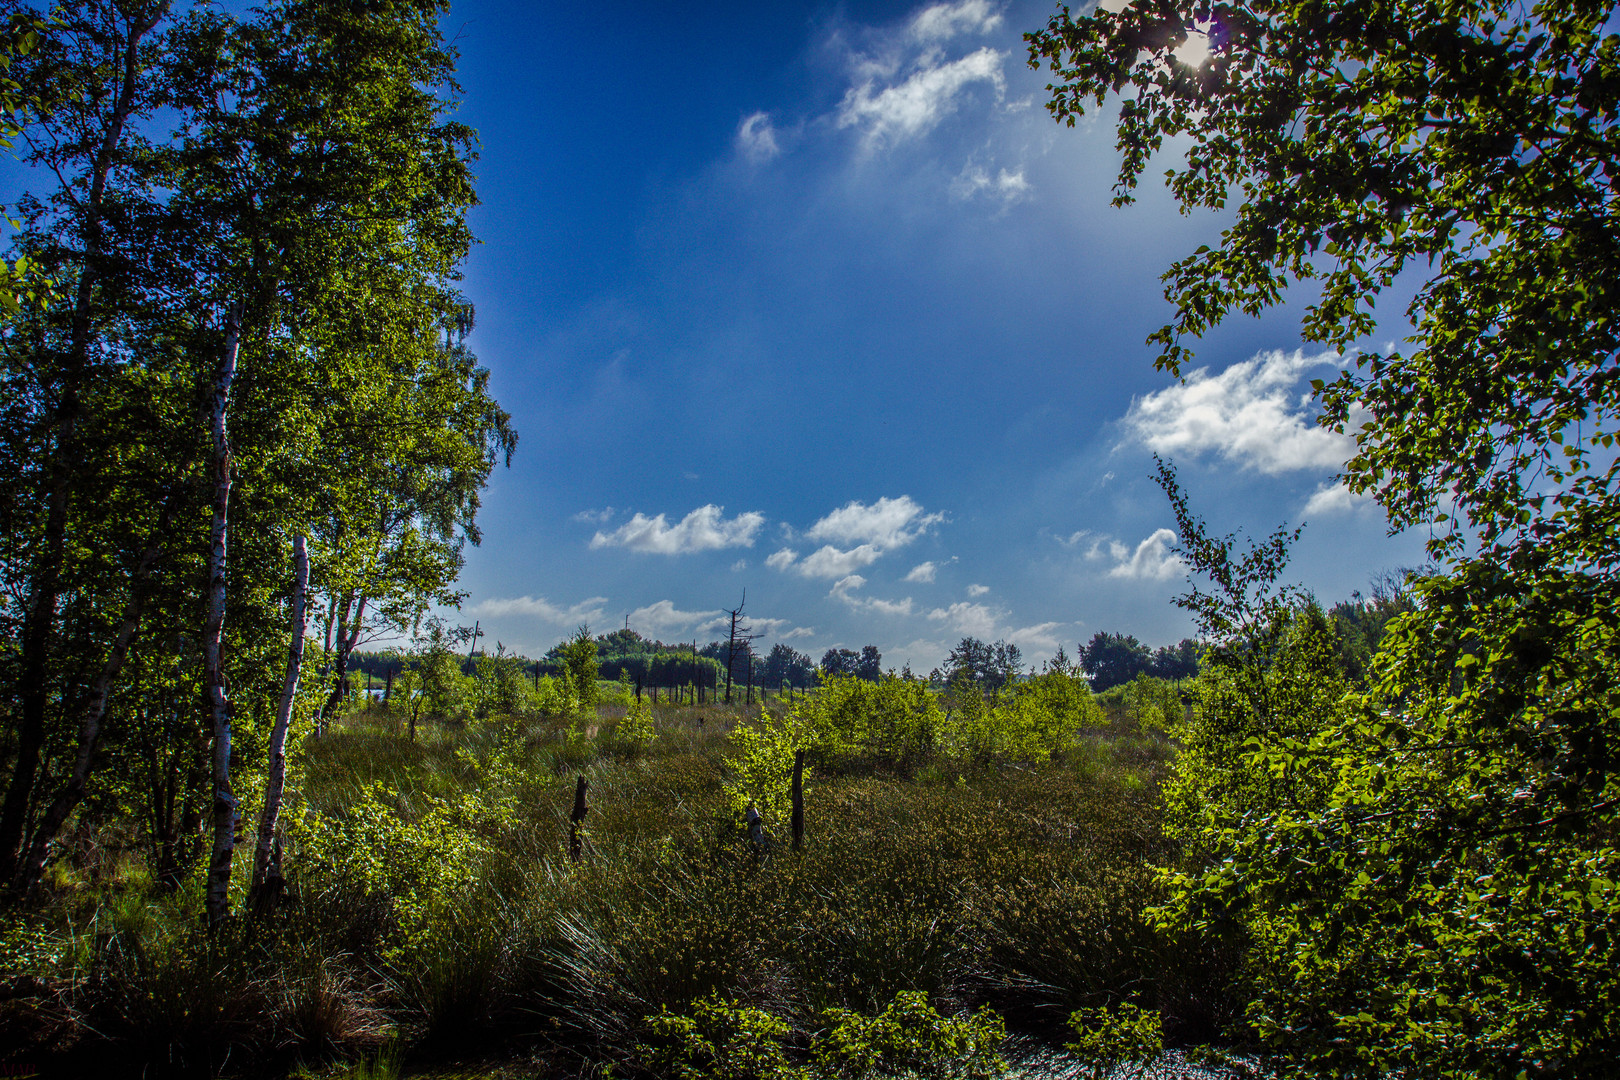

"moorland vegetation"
[4,0,1620,1076]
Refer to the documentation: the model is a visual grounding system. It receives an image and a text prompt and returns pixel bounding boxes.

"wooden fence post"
[569,774,589,863]
[791,750,805,851]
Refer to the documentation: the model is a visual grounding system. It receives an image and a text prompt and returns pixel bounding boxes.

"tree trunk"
[13,520,171,895]
[205,305,243,930]
[569,775,588,862]
[0,0,172,890]
[791,751,805,851]
[251,535,308,903]
[317,593,367,736]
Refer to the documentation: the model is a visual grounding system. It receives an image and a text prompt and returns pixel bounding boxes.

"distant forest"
[346,584,1407,699]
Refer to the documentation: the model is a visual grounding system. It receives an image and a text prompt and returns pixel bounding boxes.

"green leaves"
[1029,0,1620,571]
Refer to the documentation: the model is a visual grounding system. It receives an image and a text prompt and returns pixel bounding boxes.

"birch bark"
[251,534,308,901]
[204,305,242,929]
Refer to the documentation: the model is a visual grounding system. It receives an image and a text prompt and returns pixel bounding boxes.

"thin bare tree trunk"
[205,305,243,929]
[15,519,171,894]
[316,593,366,736]
[251,535,308,904]
[0,0,172,890]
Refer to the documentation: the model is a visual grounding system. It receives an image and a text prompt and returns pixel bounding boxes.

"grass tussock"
[0,684,1231,1078]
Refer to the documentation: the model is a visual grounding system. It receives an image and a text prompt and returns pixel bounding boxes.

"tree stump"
[569,774,589,863]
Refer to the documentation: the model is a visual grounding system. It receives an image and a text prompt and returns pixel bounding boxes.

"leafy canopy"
[1029,0,1620,568]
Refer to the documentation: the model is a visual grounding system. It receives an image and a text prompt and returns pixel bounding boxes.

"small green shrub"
[617,691,656,749]
[724,707,811,828]
[1066,1001,1163,1080]
[815,991,1006,1080]
[639,995,802,1080]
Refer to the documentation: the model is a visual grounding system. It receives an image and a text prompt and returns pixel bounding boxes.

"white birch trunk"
[204,304,242,929]
[252,534,308,900]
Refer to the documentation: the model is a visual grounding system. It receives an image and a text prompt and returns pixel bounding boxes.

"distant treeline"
[349,584,1405,699]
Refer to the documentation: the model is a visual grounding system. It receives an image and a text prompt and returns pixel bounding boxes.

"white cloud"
[731,559,748,571]
[571,507,615,524]
[1123,349,1358,474]
[1303,482,1374,516]
[950,164,1030,205]
[590,504,765,554]
[829,575,867,604]
[769,497,944,578]
[736,111,781,162]
[927,601,1000,638]
[829,573,915,616]
[465,595,607,623]
[909,0,1003,41]
[800,543,884,578]
[967,584,990,596]
[629,599,724,635]
[1004,621,1065,652]
[1108,528,1188,581]
[904,561,938,583]
[750,616,795,637]
[837,46,1006,149]
[782,627,817,640]
[807,495,944,548]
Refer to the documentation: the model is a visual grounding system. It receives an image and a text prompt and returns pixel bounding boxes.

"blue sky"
[443,0,1430,671]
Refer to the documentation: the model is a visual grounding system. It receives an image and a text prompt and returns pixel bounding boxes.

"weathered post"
[569,774,589,863]
[790,750,805,851]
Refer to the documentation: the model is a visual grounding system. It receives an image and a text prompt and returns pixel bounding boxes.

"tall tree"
[0,0,512,902]
[1031,0,1620,1070]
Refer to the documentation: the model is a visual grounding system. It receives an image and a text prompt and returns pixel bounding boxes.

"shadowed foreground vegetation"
[0,682,1240,1079]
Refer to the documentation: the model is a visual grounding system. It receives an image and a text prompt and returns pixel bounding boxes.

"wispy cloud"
[1303,482,1374,516]
[1107,529,1187,581]
[1004,620,1065,652]
[590,505,765,555]
[736,111,781,162]
[837,46,1006,150]
[966,583,990,597]
[1123,349,1358,474]
[782,627,817,640]
[927,600,1000,637]
[908,0,1003,42]
[628,600,725,636]
[466,595,608,624]
[950,163,1029,206]
[829,575,867,604]
[571,507,615,525]
[829,574,915,616]
[904,560,938,583]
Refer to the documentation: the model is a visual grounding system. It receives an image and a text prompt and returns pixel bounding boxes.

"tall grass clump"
[1,672,1206,1077]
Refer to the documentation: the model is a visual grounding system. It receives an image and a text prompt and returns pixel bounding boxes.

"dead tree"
[569,775,589,862]
[723,592,753,706]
